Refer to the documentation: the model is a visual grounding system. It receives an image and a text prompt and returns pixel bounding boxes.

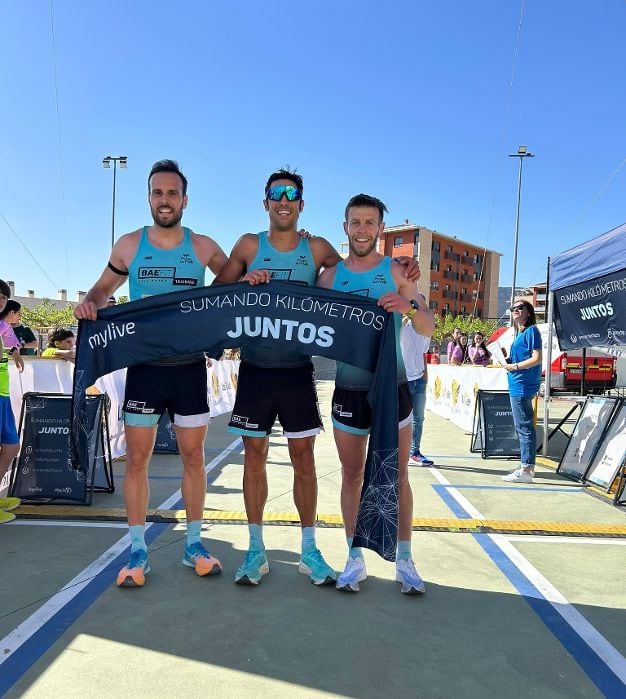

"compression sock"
[129,525,146,553]
[301,526,316,552]
[397,540,412,561]
[347,536,362,559]
[249,523,264,551]
[186,520,202,547]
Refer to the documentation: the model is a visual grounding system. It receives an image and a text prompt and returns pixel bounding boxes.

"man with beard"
[317,194,435,594]
[74,159,228,588]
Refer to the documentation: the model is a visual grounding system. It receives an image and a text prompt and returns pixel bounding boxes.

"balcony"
[443,290,458,300]
[460,274,473,283]
[443,271,459,280]
[444,250,459,260]
[461,255,473,264]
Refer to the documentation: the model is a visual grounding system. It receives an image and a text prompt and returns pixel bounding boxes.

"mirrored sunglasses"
[266,185,302,201]
[511,305,525,312]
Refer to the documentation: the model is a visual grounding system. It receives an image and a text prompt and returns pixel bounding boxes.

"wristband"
[403,299,420,319]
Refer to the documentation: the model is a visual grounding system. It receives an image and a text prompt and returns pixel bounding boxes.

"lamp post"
[102,156,127,248]
[508,145,534,322]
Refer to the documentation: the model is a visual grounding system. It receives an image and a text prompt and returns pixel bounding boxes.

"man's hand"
[298,229,313,239]
[74,301,100,321]
[393,256,420,282]
[243,269,271,285]
[378,292,412,315]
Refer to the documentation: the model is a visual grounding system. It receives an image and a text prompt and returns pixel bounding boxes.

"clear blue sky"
[2,0,625,301]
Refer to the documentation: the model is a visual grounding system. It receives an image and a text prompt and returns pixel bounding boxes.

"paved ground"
[1,381,625,698]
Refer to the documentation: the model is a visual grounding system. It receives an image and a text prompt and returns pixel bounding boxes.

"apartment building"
[372,223,501,318]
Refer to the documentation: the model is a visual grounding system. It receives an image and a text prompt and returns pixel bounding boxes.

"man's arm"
[377,263,435,336]
[74,233,137,320]
[190,233,229,277]
[315,265,337,290]
[310,238,342,273]
[212,234,258,285]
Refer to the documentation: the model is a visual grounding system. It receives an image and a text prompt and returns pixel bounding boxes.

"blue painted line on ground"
[0,523,168,697]
[432,484,474,519]
[475,533,625,697]
[433,486,626,697]
[441,484,583,493]
[0,461,231,696]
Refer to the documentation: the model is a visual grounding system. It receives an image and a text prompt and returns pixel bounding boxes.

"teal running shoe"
[235,549,269,586]
[117,549,150,588]
[299,547,337,585]
[183,542,223,576]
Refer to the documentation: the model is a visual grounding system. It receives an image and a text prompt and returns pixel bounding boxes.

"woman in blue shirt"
[501,300,542,483]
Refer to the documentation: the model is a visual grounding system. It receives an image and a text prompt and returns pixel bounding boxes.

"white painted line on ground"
[0,438,242,667]
[430,464,626,684]
[505,535,626,546]
[10,521,129,529]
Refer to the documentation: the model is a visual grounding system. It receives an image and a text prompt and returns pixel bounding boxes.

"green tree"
[20,300,76,330]
[116,295,129,304]
[432,314,498,347]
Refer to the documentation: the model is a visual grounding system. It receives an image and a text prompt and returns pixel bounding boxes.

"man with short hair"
[0,301,38,355]
[0,280,25,523]
[317,194,435,594]
[74,160,229,587]
[214,169,343,586]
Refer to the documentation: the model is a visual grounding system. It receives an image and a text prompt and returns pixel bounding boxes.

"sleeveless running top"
[127,226,206,365]
[241,231,317,368]
[332,256,406,389]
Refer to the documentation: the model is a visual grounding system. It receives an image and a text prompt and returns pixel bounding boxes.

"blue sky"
[2,0,625,302]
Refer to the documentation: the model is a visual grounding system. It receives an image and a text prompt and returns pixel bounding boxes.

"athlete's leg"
[0,443,19,481]
[288,436,317,527]
[333,428,368,538]
[242,435,269,525]
[123,425,157,525]
[175,424,209,522]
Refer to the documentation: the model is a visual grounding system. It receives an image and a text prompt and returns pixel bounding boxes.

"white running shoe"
[502,468,533,483]
[336,556,367,592]
[396,559,426,594]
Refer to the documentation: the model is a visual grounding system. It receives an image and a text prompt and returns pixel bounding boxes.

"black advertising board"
[471,390,520,459]
[9,393,113,504]
[154,413,179,454]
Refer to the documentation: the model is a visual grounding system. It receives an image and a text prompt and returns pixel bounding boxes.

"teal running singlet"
[241,231,317,368]
[128,227,205,300]
[127,226,206,365]
[332,256,406,389]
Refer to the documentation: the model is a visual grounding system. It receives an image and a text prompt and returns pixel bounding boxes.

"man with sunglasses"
[214,170,420,587]
[74,160,229,588]
[317,193,435,594]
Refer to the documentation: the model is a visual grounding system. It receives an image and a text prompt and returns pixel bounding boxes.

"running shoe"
[336,556,367,592]
[408,452,434,467]
[396,559,426,594]
[502,469,533,483]
[299,547,337,585]
[0,510,16,524]
[0,497,21,511]
[234,549,269,586]
[116,549,150,588]
[183,542,223,576]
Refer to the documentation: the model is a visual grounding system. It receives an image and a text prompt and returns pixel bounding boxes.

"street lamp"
[508,145,534,322]
[102,156,127,248]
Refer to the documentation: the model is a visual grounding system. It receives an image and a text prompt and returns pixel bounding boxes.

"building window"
[394,236,403,247]
[429,300,438,310]
[473,272,479,281]
[474,253,482,264]
[430,261,439,271]
[461,306,466,314]
[446,244,453,253]
[445,265,452,272]
[430,280,439,291]
[443,303,450,312]
[414,231,420,243]
[462,288,467,295]
[464,250,469,257]
[432,241,440,251]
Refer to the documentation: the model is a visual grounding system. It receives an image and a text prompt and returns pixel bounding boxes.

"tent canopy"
[549,222,626,291]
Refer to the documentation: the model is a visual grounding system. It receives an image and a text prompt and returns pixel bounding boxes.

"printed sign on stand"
[470,390,520,459]
[584,399,626,491]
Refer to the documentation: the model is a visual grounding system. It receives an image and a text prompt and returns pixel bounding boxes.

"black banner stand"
[470,390,521,459]
[9,392,114,505]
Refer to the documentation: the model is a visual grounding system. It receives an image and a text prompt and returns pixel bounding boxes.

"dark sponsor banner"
[553,270,626,350]
[154,413,179,454]
[471,391,520,459]
[72,281,399,560]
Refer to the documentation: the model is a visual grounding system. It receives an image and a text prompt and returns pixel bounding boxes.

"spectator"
[42,328,75,362]
[449,332,469,365]
[468,332,491,366]
[0,300,38,355]
[429,344,440,365]
[446,327,461,363]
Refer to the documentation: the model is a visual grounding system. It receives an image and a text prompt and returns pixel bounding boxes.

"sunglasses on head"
[265,185,302,202]
[511,305,525,312]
